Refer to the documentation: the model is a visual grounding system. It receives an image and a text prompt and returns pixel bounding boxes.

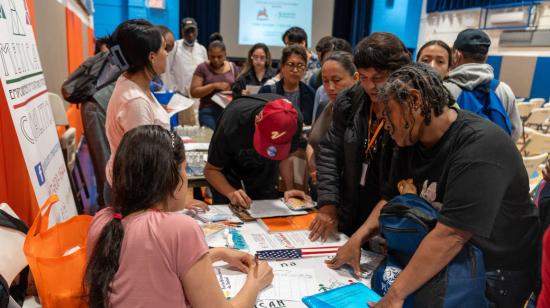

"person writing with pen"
[204,94,310,208]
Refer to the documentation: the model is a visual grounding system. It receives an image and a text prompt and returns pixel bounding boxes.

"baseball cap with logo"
[181,17,198,31]
[253,99,298,161]
[453,28,491,54]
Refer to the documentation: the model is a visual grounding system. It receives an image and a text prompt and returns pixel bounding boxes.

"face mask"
[183,40,195,47]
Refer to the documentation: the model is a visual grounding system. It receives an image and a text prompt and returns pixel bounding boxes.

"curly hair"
[379,63,451,128]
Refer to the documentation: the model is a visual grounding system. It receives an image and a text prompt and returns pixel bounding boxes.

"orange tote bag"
[23,195,92,308]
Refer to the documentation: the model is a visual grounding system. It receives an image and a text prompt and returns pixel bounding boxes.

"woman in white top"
[104,19,206,211]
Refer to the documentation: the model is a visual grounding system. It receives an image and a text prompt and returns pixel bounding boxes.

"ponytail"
[85,214,124,308]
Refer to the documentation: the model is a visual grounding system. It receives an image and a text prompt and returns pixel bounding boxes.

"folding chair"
[529,98,546,108]
[525,108,550,133]
[521,130,550,156]
[523,153,548,183]
[518,102,536,120]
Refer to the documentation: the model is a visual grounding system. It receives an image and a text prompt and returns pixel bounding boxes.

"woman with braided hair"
[330,63,538,308]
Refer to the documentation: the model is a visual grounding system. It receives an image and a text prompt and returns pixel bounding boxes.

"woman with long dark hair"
[85,125,273,308]
[104,19,168,199]
[232,43,276,98]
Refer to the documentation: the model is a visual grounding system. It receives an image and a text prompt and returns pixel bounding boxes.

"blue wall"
[530,57,550,100]
[94,0,180,38]
[369,0,423,51]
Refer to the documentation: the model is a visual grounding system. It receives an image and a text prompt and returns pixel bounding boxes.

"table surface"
[189,205,384,307]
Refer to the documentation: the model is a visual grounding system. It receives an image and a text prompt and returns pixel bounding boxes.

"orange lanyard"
[365,104,384,154]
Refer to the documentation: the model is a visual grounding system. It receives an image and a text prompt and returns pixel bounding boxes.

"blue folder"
[302,283,381,308]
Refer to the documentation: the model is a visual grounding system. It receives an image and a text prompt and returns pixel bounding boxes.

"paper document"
[166,93,194,117]
[244,229,346,251]
[216,267,317,301]
[246,85,261,94]
[260,213,317,232]
[212,93,232,108]
[248,199,307,218]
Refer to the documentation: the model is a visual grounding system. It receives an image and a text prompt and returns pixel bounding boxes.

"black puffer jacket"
[317,83,394,236]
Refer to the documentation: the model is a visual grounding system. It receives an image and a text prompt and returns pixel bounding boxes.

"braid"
[379,63,450,125]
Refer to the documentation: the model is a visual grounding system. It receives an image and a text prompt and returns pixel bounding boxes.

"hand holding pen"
[227,179,252,209]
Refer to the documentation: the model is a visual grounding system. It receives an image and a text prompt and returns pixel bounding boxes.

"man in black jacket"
[311,33,411,240]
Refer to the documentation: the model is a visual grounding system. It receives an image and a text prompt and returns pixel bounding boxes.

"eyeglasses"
[285,62,306,72]
[251,55,267,62]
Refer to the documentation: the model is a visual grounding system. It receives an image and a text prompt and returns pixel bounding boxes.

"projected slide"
[238,0,313,47]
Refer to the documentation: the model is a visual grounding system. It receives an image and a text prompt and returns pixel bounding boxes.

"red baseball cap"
[253,99,298,160]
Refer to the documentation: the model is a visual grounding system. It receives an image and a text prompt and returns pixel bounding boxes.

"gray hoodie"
[444,63,522,141]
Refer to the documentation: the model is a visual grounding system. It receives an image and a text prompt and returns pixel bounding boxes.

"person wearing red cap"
[204,94,307,207]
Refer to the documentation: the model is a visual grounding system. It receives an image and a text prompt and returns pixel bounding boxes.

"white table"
[192,206,384,308]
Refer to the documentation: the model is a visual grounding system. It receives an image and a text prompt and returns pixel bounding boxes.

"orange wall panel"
[0,85,39,226]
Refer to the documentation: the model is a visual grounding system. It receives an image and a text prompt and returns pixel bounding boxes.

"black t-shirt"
[208,94,303,200]
[383,110,539,271]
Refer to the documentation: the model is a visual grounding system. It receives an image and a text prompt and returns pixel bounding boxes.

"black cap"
[181,17,198,31]
[453,29,491,53]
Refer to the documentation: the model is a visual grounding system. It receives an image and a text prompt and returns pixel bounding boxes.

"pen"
[240,179,246,193]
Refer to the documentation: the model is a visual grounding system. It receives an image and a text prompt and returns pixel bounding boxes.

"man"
[313,33,411,240]
[204,94,307,207]
[282,27,320,72]
[328,64,538,308]
[445,28,522,141]
[161,17,207,125]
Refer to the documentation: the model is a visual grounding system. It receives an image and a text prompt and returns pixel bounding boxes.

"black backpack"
[61,52,120,104]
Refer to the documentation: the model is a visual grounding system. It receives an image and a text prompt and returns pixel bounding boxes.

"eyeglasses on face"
[284,61,306,72]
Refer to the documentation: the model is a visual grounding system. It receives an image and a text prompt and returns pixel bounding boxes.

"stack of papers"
[195,205,238,223]
[247,199,307,219]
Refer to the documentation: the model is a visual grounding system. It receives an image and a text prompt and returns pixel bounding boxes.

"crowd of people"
[81,16,547,308]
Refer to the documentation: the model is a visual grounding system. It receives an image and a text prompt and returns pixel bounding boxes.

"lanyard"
[365,103,385,155]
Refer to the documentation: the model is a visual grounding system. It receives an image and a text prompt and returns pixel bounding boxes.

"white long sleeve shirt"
[161,39,207,97]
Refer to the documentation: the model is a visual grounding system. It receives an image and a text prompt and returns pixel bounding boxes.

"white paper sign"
[0,0,76,224]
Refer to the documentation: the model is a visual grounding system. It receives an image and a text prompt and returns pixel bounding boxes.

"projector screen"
[220,0,335,59]
[238,0,313,47]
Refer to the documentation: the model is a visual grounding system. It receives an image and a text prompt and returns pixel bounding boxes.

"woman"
[232,43,276,98]
[306,52,358,193]
[104,20,206,211]
[190,40,238,130]
[85,125,273,308]
[311,38,354,121]
[312,33,411,241]
[104,20,168,198]
[416,40,452,78]
[259,44,315,125]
